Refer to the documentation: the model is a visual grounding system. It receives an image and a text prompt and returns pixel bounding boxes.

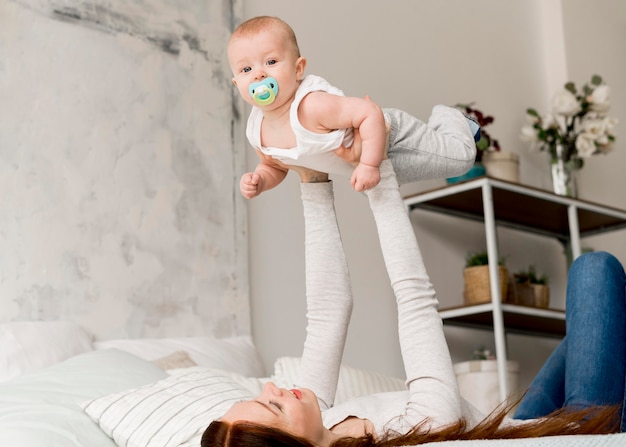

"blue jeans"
[513,251,626,431]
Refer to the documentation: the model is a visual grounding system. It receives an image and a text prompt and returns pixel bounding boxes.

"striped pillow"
[272,357,406,405]
[82,369,256,447]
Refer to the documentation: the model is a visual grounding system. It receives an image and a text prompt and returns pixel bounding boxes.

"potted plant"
[457,103,501,159]
[520,74,617,197]
[512,265,550,308]
[449,103,520,183]
[463,251,509,305]
[445,103,495,183]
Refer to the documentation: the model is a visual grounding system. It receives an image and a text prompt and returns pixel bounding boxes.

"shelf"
[403,176,626,401]
[404,177,626,241]
[439,303,565,338]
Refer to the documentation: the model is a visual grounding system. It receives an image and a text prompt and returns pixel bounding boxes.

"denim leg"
[513,251,626,429]
[514,340,567,419]
[565,252,626,429]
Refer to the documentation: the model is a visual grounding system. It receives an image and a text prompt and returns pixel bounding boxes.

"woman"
[202,166,623,446]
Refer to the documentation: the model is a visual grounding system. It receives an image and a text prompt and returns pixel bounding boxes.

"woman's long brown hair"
[202,404,620,447]
[202,420,318,447]
[343,404,620,447]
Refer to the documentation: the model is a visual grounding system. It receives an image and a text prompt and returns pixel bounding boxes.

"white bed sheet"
[420,433,626,446]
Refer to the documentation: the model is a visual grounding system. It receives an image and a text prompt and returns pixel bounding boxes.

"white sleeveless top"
[245,75,355,177]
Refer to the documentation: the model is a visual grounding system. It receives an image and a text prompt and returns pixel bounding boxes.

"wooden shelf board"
[405,177,626,239]
[439,303,566,338]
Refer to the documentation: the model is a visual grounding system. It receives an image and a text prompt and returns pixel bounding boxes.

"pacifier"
[248,77,279,106]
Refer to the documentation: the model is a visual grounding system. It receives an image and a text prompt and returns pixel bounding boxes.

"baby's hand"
[351,163,381,192]
[240,172,262,199]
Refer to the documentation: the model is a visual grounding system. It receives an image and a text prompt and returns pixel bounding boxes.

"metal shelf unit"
[404,176,626,401]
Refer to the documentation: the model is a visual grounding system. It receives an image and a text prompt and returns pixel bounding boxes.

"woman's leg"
[513,341,567,419]
[384,106,476,185]
[514,251,626,428]
[564,251,626,427]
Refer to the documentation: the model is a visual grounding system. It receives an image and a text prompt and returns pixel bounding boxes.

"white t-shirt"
[245,74,355,176]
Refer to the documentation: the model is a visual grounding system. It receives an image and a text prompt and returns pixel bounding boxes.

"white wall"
[0,0,249,339]
[241,0,626,392]
[562,0,626,215]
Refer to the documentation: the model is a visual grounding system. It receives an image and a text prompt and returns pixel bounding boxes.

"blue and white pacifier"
[248,77,279,106]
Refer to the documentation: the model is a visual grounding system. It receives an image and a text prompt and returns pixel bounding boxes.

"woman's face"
[220,382,327,444]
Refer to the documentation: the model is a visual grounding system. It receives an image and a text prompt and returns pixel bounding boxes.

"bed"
[1,321,624,447]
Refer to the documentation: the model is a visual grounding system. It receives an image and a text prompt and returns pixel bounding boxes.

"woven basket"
[463,265,508,305]
[512,283,550,308]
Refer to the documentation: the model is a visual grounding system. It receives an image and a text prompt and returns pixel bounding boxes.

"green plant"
[456,103,501,162]
[472,345,496,360]
[513,265,548,285]
[465,251,505,268]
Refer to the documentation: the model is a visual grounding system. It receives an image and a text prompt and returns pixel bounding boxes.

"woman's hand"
[334,128,362,165]
[334,96,391,165]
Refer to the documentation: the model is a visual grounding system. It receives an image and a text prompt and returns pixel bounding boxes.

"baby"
[227,16,479,197]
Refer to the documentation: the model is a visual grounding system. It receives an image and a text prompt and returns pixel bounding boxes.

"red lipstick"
[290,389,302,400]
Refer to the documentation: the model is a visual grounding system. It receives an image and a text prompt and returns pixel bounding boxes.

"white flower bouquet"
[520,74,618,168]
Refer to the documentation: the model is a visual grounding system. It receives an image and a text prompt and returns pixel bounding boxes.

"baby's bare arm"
[240,151,289,199]
[299,93,386,162]
[256,153,289,189]
[300,93,387,191]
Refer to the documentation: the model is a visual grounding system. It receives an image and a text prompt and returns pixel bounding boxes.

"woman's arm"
[289,166,352,410]
[364,160,463,429]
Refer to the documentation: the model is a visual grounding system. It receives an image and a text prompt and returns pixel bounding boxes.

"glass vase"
[550,145,578,197]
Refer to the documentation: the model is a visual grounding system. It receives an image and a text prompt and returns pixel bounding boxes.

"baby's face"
[228,27,304,109]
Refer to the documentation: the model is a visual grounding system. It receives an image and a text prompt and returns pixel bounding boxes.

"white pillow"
[152,351,198,370]
[0,348,167,447]
[0,320,94,382]
[94,335,265,377]
[82,368,259,447]
[272,356,406,405]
